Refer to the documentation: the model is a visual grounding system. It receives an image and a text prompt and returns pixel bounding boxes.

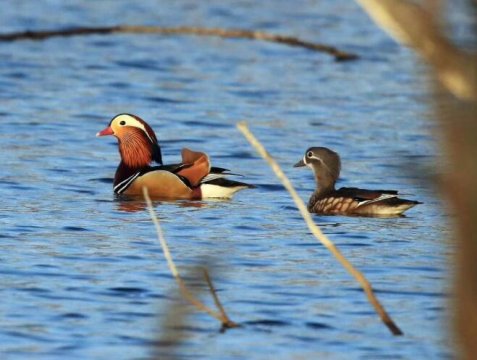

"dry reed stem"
[0,25,358,61]
[237,121,403,336]
[143,187,238,329]
[202,267,237,329]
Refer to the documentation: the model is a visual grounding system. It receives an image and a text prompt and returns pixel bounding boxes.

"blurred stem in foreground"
[356,0,477,100]
[355,0,477,357]
[143,187,238,330]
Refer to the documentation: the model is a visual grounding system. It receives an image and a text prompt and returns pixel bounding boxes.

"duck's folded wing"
[153,163,189,173]
[148,148,243,189]
[154,163,229,176]
[337,187,398,207]
[176,148,211,187]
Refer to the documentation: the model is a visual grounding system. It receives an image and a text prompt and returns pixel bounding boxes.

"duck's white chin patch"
[200,184,247,199]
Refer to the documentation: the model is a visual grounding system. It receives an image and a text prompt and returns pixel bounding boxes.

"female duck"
[97,113,253,199]
[294,147,420,216]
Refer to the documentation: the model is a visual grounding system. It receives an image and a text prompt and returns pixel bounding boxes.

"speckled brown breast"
[309,196,360,215]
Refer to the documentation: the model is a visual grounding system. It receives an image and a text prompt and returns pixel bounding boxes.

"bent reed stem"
[237,121,403,336]
[143,187,238,329]
[202,268,238,329]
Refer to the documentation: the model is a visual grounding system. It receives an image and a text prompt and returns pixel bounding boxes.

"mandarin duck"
[294,147,420,216]
[97,114,253,199]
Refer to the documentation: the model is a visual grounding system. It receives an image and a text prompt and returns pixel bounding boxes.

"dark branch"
[0,25,358,61]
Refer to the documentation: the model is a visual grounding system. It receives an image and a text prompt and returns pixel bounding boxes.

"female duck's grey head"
[294,147,341,183]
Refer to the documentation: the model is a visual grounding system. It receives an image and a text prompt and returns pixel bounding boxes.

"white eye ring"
[307,151,313,158]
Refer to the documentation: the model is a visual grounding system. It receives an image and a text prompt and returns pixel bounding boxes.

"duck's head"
[294,147,341,187]
[97,113,163,168]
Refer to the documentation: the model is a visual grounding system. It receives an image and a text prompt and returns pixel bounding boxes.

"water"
[0,1,453,359]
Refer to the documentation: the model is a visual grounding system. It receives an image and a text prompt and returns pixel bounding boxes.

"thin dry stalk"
[143,187,238,329]
[237,121,403,336]
[0,25,358,61]
[202,267,237,329]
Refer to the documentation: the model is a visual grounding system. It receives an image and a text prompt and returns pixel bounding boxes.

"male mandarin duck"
[294,147,420,216]
[97,113,253,199]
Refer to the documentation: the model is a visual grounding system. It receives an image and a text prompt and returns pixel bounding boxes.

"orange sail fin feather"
[177,148,211,187]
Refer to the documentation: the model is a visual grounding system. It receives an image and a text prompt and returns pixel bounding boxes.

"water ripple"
[0,1,450,358]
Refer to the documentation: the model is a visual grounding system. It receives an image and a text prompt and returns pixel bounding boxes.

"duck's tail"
[200,177,255,199]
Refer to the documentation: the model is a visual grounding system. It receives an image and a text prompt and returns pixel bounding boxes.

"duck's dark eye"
[307,151,313,158]
[119,120,126,126]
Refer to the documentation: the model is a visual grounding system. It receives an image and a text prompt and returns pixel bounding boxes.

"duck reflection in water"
[115,198,211,213]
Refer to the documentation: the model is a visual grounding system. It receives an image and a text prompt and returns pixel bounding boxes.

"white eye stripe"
[115,115,155,144]
[303,153,321,166]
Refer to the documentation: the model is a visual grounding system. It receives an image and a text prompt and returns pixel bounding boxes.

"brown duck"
[97,113,253,199]
[294,147,420,216]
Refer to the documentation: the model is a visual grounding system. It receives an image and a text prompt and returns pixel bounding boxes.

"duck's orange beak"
[96,126,114,137]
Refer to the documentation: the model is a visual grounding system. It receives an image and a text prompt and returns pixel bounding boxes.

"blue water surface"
[0,1,453,359]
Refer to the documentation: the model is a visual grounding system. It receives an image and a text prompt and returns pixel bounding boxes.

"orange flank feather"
[124,170,198,199]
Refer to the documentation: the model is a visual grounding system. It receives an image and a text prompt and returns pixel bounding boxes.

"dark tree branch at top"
[0,25,358,61]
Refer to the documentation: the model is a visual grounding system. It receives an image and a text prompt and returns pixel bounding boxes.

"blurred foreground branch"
[356,0,477,100]
[0,25,358,61]
[355,0,477,357]
[143,187,238,330]
[237,121,403,336]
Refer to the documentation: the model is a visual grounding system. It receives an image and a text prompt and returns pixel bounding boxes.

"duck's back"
[309,187,420,217]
